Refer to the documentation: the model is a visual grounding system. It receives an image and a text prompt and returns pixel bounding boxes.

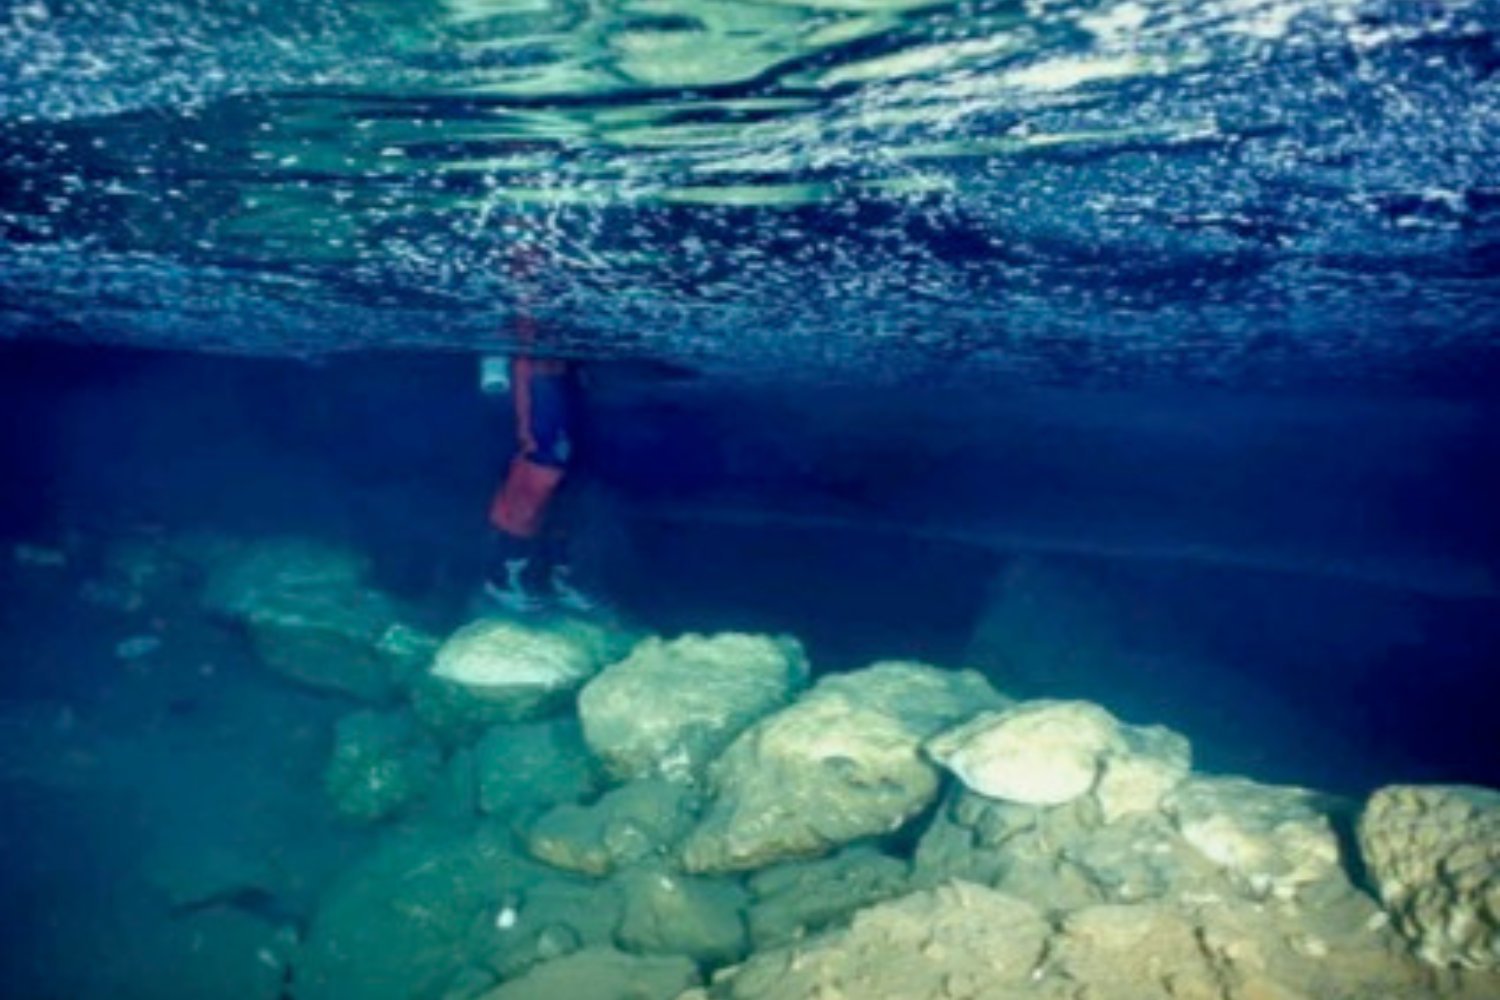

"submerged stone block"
[616,866,749,965]
[474,719,599,821]
[429,618,609,719]
[324,709,441,823]
[474,947,698,1000]
[578,632,809,783]
[1358,784,1500,970]
[925,698,1190,815]
[201,537,413,701]
[527,778,699,876]
[1164,776,1343,902]
[680,661,1003,874]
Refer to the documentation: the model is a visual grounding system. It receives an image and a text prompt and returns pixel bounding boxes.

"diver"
[478,213,602,614]
[480,353,599,613]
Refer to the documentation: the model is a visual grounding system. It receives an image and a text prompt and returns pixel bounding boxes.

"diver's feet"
[482,557,547,614]
[548,564,604,614]
[480,559,608,616]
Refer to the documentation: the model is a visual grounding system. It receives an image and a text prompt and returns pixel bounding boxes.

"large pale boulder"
[577,633,808,783]
[1164,776,1343,902]
[810,661,1010,737]
[926,699,1189,814]
[926,700,1118,806]
[202,538,415,700]
[429,618,608,719]
[680,663,1003,874]
[1358,784,1500,969]
[680,703,923,874]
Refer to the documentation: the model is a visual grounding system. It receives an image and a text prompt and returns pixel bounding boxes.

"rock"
[926,700,1120,806]
[97,532,194,606]
[1358,784,1500,969]
[202,537,367,614]
[474,947,698,1000]
[202,537,407,701]
[296,825,551,1000]
[324,709,441,823]
[527,779,699,876]
[1041,891,1457,1000]
[377,622,443,687]
[130,907,293,1000]
[680,701,925,874]
[144,840,286,913]
[923,698,1190,817]
[475,719,599,821]
[616,866,749,964]
[578,633,808,783]
[746,845,910,947]
[1095,721,1192,821]
[1046,903,1230,1000]
[702,882,1049,999]
[704,870,1455,1000]
[476,876,628,981]
[794,661,1009,742]
[911,784,1220,910]
[429,618,608,719]
[430,747,480,821]
[1164,777,1343,902]
[680,663,1003,874]
[409,673,521,748]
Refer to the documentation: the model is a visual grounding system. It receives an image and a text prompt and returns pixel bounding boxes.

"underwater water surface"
[3,1,1500,999]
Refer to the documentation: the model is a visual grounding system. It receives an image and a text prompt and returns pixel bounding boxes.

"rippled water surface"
[3,0,1499,384]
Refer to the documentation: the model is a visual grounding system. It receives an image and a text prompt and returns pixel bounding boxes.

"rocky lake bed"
[2,529,1497,1000]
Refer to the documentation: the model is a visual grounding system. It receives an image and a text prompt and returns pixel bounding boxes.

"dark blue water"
[4,1,1500,997]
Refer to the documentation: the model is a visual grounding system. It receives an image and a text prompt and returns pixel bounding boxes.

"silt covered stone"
[202,537,415,701]
[925,699,1189,815]
[577,632,809,783]
[429,617,613,720]
[1358,783,1500,969]
[680,662,1004,874]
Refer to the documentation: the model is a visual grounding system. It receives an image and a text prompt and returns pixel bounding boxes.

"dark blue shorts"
[520,368,577,469]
